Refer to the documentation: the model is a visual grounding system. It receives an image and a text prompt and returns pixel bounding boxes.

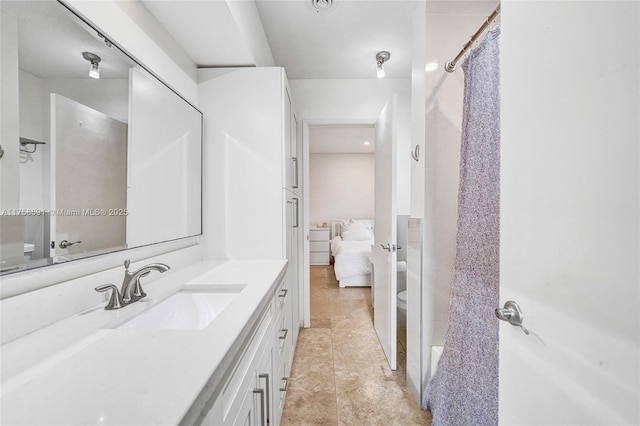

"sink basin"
[116,285,245,331]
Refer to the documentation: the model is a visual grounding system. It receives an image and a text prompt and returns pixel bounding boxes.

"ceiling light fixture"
[376,51,390,79]
[425,62,439,73]
[364,141,370,146]
[82,52,101,79]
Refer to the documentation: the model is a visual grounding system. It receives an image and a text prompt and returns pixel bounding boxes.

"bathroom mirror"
[0,0,202,275]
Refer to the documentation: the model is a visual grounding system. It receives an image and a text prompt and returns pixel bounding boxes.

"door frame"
[301,118,375,328]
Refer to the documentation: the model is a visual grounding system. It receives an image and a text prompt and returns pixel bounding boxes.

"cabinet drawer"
[310,241,329,252]
[310,252,330,265]
[309,228,329,241]
[221,298,274,421]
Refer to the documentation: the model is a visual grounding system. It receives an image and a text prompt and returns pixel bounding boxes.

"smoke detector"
[309,0,335,13]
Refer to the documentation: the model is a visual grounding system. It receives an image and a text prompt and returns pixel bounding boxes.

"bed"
[330,219,374,287]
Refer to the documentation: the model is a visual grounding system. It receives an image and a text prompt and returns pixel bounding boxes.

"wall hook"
[411,145,420,162]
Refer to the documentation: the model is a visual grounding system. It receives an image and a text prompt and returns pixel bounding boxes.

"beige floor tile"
[398,327,407,351]
[289,360,336,393]
[283,266,430,426]
[294,328,333,364]
[331,328,388,365]
[331,315,374,329]
[333,363,431,426]
[331,297,372,319]
[310,318,332,328]
[310,294,332,320]
[280,389,339,426]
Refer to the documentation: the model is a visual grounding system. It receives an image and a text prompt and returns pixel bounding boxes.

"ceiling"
[140,0,421,152]
[141,1,257,67]
[142,0,419,80]
[254,0,417,79]
[4,1,133,80]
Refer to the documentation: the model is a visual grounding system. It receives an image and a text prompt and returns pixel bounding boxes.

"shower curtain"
[423,27,501,426]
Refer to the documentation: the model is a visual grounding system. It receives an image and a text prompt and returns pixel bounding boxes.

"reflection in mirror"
[0,1,202,275]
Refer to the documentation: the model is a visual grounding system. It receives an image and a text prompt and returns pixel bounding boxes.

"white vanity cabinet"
[200,275,294,426]
[198,66,302,382]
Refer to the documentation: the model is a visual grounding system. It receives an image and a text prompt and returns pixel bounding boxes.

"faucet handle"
[95,284,125,310]
[132,271,151,299]
[124,259,130,270]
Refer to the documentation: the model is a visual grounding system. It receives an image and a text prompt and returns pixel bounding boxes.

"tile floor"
[281,266,432,425]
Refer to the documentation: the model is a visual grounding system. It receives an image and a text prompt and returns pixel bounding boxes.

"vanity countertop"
[0,259,287,425]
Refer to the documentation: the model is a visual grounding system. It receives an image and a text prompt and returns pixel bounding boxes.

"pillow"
[341,221,374,241]
[351,219,374,232]
[339,219,352,232]
[340,219,374,233]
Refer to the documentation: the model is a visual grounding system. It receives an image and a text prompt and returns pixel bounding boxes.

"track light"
[376,51,390,79]
[82,52,101,79]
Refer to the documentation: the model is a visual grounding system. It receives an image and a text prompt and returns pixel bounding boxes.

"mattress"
[330,236,373,281]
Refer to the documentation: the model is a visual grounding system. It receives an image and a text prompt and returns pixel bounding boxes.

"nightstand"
[309,228,330,265]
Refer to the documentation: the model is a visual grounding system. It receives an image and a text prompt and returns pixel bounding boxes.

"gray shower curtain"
[423,27,501,426]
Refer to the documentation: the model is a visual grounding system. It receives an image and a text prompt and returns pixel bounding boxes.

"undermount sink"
[116,285,246,331]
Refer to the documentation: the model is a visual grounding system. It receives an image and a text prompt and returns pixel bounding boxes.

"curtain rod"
[445,4,501,73]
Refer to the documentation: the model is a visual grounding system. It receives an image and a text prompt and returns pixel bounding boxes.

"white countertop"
[0,259,287,425]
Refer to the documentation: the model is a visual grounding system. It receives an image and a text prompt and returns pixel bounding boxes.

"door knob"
[380,243,399,252]
[495,300,529,335]
[59,239,82,249]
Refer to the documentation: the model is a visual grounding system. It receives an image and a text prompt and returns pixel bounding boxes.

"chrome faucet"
[120,259,170,303]
[95,259,170,310]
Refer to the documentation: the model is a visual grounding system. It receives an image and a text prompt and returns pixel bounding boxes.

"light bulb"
[425,62,439,73]
[376,61,385,79]
[89,61,100,79]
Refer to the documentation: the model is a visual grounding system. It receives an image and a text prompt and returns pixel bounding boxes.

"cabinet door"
[284,84,300,193]
[274,358,291,426]
[255,344,274,426]
[284,190,300,344]
[290,102,299,192]
[228,388,259,426]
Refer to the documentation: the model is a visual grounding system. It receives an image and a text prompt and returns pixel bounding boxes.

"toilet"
[23,243,35,262]
[397,290,407,314]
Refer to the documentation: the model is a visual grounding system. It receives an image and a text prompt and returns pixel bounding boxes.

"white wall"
[406,0,426,403]
[409,1,426,219]
[290,78,412,215]
[309,153,375,225]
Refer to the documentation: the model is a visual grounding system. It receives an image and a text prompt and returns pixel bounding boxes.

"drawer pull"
[279,288,288,298]
[253,388,266,426]
[292,157,299,189]
[279,329,289,340]
[280,377,290,392]
[259,374,270,424]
